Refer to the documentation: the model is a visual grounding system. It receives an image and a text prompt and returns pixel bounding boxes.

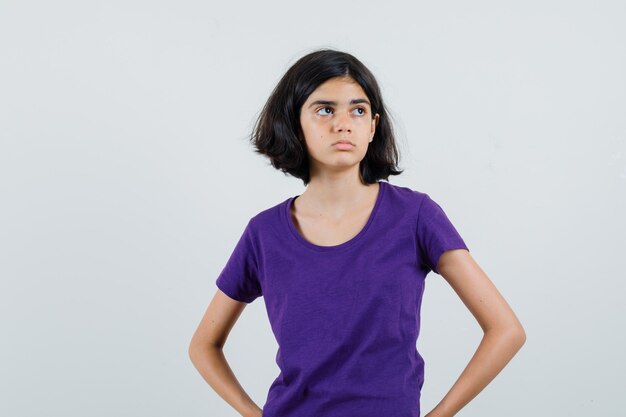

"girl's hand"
[243,409,263,417]
[423,407,452,417]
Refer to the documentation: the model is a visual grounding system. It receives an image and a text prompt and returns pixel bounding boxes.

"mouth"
[332,140,355,150]
[332,140,355,146]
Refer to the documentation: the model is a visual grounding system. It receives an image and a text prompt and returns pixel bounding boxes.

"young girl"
[189,49,526,417]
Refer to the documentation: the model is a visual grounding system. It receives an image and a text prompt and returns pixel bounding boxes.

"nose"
[332,110,352,133]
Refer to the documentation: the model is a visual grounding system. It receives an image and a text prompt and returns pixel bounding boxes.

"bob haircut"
[251,48,403,186]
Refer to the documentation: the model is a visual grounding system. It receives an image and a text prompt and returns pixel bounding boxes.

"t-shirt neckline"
[283,181,386,253]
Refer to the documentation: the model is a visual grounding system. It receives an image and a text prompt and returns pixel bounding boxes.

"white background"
[1,1,624,416]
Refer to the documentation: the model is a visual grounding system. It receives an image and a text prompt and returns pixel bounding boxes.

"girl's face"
[299,76,379,178]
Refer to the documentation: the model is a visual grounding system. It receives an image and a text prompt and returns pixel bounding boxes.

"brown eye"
[316,107,333,115]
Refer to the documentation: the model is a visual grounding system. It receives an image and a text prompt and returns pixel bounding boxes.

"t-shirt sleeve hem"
[432,245,470,275]
[215,275,254,304]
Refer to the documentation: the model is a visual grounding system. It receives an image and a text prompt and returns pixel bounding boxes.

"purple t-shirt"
[215,181,470,417]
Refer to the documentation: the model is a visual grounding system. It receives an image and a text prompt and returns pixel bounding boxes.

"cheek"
[356,117,374,129]
[300,119,325,141]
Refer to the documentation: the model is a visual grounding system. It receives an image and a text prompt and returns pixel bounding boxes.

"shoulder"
[381,181,430,211]
[243,196,291,236]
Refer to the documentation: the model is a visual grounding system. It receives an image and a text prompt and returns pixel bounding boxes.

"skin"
[188,76,526,417]
[423,249,526,417]
[290,75,381,246]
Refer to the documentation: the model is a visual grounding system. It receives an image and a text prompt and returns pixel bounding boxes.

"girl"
[189,49,526,417]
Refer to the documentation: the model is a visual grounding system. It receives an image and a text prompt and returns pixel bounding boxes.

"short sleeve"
[416,193,470,275]
[215,220,263,303]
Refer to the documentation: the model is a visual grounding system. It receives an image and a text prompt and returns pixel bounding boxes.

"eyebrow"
[307,98,371,108]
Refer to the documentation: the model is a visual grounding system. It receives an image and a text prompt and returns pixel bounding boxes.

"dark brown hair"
[251,48,403,186]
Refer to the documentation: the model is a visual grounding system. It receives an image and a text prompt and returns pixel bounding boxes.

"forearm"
[189,343,263,417]
[426,326,526,417]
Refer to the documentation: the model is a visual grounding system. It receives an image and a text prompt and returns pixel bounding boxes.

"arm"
[188,289,263,417]
[424,249,526,417]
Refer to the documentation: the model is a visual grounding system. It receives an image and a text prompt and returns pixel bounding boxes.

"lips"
[332,141,355,150]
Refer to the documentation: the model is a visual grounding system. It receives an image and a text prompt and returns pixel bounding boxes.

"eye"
[353,107,366,116]
[316,107,333,116]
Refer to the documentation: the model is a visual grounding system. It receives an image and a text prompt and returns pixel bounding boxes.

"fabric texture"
[215,181,470,417]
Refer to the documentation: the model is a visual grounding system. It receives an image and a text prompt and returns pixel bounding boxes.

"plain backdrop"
[1,1,624,416]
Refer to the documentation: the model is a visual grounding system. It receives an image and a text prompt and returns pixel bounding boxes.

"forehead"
[305,76,369,102]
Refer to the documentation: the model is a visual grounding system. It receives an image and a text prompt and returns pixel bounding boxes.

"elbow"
[188,340,200,364]
[188,337,221,363]
[517,325,527,346]
[188,336,207,363]
[487,322,526,349]
[508,324,526,349]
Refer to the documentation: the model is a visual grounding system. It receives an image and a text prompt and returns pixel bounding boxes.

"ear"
[371,113,379,137]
